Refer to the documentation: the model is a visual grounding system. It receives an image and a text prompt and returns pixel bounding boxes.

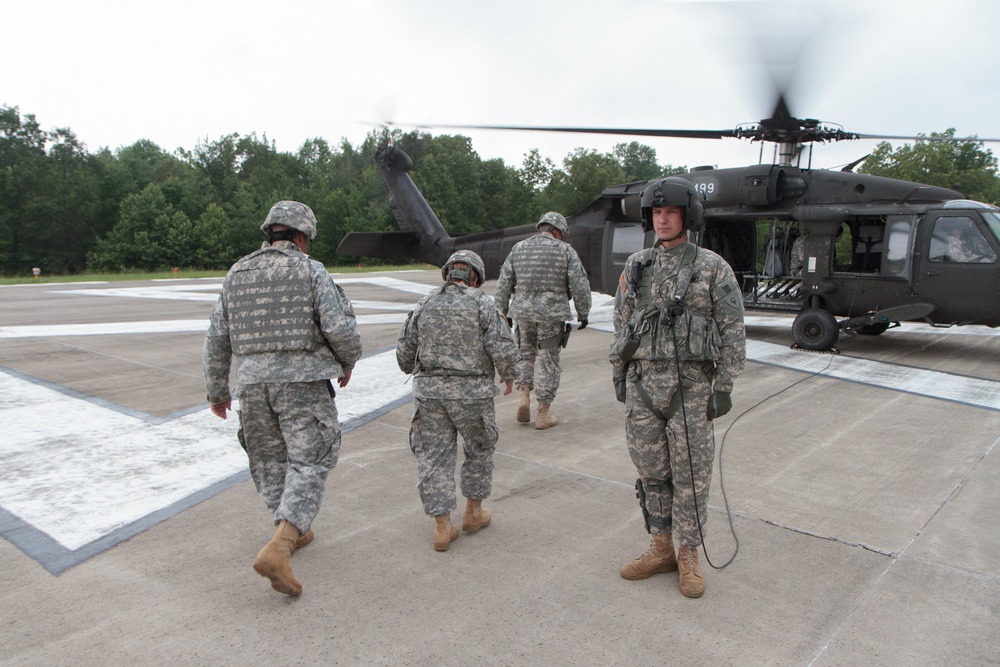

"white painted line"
[0,350,412,551]
[747,339,1000,411]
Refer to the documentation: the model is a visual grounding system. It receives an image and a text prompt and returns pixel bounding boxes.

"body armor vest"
[416,285,489,376]
[225,247,323,355]
[509,236,569,295]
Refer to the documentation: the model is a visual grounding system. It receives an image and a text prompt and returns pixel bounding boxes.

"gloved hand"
[707,391,732,420]
[614,377,626,403]
[578,318,588,330]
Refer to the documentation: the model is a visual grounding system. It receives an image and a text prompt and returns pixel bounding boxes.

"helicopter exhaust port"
[739,165,808,206]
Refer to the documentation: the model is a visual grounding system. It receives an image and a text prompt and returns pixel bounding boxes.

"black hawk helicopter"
[336,98,1000,351]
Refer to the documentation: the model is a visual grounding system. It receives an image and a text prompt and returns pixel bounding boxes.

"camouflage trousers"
[408,397,500,517]
[237,380,341,534]
[623,360,715,548]
[514,319,563,403]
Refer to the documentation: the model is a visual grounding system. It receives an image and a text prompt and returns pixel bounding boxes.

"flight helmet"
[639,177,704,232]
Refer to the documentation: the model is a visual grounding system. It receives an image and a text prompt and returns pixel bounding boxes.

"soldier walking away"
[203,201,362,596]
[396,251,518,551]
[609,178,746,598]
[494,212,591,430]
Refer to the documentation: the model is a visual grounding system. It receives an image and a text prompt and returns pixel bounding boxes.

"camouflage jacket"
[203,240,362,403]
[397,282,517,399]
[494,233,591,323]
[610,241,746,392]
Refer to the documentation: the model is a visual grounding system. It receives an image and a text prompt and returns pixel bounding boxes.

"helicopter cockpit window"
[885,218,912,277]
[611,223,645,265]
[983,211,1000,244]
[929,216,997,264]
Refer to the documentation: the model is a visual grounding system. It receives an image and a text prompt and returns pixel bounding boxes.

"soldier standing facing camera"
[610,178,746,598]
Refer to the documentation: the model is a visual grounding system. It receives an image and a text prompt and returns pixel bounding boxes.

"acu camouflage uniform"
[610,240,746,548]
[204,239,362,535]
[494,234,591,403]
[397,282,518,517]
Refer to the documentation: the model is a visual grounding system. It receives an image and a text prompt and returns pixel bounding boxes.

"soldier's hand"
[578,318,589,330]
[707,391,732,420]
[502,380,514,396]
[210,399,231,419]
[338,370,353,388]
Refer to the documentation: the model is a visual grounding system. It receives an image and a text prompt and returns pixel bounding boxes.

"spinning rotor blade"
[425,123,737,141]
[855,133,1000,144]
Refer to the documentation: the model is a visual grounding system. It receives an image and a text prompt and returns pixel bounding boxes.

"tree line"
[1,104,997,276]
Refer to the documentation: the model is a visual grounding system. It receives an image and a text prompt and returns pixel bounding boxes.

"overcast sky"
[5,0,999,173]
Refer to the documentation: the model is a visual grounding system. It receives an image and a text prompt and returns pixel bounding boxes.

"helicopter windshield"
[983,210,1000,243]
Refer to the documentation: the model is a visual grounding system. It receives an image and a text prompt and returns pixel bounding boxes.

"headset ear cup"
[688,199,705,230]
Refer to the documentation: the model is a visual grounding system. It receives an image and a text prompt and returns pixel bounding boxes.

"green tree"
[518,148,555,191]
[89,184,194,270]
[860,129,1000,204]
[544,148,625,216]
[614,142,662,182]
[35,128,102,273]
[0,106,49,274]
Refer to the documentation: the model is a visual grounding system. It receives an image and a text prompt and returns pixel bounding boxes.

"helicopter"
[336,97,1000,351]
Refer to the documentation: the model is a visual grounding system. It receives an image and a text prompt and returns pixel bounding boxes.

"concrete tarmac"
[1,269,998,666]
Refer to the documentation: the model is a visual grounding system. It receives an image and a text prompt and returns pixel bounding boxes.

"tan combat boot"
[516,386,532,423]
[620,531,677,580]
[292,528,314,555]
[535,402,558,430]
[462,498,493,532]
[434,514,459,551]
[253,519,303,596]
[677,544,705,598]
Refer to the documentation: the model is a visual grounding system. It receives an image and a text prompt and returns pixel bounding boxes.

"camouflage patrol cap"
[442,250,486,285]
[261,201,318,240]
[535,211,570,236]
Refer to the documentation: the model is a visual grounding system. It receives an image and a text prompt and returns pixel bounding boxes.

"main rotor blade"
[425,123,737,141]
[856,133,1000,143]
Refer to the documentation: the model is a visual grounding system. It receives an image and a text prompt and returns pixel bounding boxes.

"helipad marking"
[0,350,412,573]
[4,278,998,575]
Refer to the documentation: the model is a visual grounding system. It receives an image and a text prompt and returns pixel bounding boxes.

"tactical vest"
[416,284,489,376]
[613,242,722,364]
[225,247,324,355]
[509,236,569,295]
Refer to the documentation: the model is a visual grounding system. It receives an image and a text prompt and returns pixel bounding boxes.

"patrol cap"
[261,201,318,240]
[535,211,570,236]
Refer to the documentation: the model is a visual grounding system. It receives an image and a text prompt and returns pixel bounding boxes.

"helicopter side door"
[914,210,1000,326]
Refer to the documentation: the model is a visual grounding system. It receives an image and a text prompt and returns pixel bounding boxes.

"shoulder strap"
[634,246,658,310]
[672,242,699,303]
[636,242,698,308]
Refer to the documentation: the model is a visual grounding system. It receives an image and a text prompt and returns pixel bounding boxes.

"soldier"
[494,212,591,429]
[943,218,996,263]
[396,250,518,551]
[788,230,805,276]
[204,200,362,596]
[609,178,746,598]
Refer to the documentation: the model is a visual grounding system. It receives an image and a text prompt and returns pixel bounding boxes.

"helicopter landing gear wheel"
[792,308,840,351]
[857,322,890,336]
